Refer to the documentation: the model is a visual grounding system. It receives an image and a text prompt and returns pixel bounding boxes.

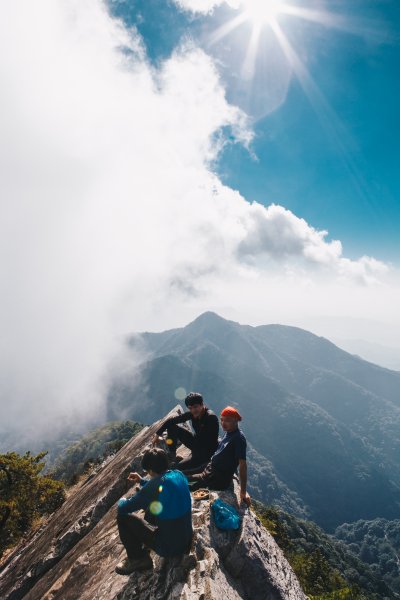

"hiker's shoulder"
[164,469,187,485]
[235,428,247,444]
[205,408,218,420]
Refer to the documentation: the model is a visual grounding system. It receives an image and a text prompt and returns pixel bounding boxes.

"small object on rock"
[192,488,210,501]
[115,555,153,575]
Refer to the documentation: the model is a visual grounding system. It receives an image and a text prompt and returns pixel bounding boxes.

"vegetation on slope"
[50,420,144,484]
[0,451,65,558]
[253,501,396,600]
[335,518,400,596]
[0,420,143,559]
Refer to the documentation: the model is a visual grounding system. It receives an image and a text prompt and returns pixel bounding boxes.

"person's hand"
[152,434,163,447]
[240,491,251,506]
[127,472,141,484]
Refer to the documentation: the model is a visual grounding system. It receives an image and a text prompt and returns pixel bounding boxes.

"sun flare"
[241,0,284,25]
[208,0,360,120]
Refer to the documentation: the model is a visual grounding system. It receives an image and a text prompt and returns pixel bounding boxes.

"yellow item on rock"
[192,489,210,501]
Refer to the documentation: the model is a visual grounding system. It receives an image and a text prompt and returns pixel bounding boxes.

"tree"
[0,451,65,556]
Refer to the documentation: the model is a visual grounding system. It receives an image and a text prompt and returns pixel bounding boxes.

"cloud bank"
[174,0,239,14]
[0,0,398,446]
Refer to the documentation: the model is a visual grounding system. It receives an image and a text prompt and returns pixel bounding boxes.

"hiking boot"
[115,555,153,575]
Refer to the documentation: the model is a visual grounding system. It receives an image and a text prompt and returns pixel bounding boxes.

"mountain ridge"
[0,406,308,600]
[114,312,400,530]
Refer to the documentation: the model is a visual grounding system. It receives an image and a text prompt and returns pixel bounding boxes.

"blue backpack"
[211,498,241,530]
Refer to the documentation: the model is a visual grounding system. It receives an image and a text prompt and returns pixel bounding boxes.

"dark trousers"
[178,456,208,472]
[117,513,157,559]
[187,463,233,492]
[166,424,208,471]
[181,464,208,476]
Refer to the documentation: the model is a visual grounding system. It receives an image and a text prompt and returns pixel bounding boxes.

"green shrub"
[0,451,65,556]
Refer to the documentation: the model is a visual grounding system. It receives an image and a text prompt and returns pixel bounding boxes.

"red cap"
[221,406,242,421]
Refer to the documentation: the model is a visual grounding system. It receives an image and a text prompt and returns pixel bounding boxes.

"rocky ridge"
[0,406,307,600]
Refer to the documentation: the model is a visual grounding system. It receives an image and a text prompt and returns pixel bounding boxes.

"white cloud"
[174,0,239,15]
[0,0,398,446]
[235,203,389,284]
[0,0,248,442]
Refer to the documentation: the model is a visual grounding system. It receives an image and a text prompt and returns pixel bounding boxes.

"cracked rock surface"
[0,406,307,600]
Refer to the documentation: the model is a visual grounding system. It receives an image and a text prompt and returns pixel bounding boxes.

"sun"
[241,0,284,25]
[208,0,362,122]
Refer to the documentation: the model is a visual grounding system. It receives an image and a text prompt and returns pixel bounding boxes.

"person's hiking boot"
[115,555,153,575]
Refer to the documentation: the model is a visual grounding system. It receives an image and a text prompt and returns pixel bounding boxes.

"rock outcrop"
[0,407,307,600]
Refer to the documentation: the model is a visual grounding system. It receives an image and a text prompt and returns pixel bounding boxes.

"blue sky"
[111,0,400,263]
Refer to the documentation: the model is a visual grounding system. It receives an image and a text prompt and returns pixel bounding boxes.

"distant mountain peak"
[186,311,239,331]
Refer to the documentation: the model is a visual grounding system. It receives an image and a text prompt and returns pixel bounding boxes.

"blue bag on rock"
[211,498,241,530]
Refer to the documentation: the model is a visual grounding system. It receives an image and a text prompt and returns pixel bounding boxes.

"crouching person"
[116,448,193,575]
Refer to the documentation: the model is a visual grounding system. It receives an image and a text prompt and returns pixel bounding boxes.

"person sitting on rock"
[188,406,251,506]
[152,392,219,472]
[116,448,193,575]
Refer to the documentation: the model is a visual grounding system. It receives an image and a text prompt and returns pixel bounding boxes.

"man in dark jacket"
[153,392,219,471]
[188,406,251,506]
[116,448,193,575]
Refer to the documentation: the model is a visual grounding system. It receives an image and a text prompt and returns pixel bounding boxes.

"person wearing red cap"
[220,406,242,420]
[188,405,251,506]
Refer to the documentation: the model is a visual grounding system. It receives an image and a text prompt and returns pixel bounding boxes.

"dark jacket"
[156,407,219,460]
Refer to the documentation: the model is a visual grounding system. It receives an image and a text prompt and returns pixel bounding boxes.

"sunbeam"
[269,19,380,217]
[241,22,262,80]
[204,0,385,214]
[204,0,387,119]
[208,13,247,47]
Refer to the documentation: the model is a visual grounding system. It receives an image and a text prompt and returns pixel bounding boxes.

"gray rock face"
[0,407,307,600]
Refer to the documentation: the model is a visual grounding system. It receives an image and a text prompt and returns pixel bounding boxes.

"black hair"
[185,392,204,407]
[141,448,169,474]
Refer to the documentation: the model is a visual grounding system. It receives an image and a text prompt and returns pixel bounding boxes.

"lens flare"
[149,501,163,515]
[166,438,174,446]
[174,387,186,400]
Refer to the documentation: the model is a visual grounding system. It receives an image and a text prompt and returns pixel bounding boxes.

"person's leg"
[117,513,157,559]
[207,472,233,490]
[177,456,208,473]
[166,423,194,452]
[187,466,232,492]
[188,479,203,492]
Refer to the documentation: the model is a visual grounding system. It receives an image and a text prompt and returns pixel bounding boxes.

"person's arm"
[238,459,251,506]
[117,477,157,515]
[155,412,191,437]
[127,472,147,486]
[234,433,250,506]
